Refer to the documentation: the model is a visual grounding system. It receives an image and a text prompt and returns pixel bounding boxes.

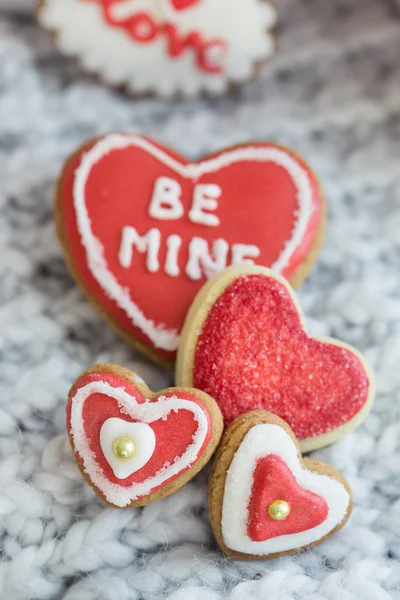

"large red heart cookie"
[38,0,276,97]
[209,411,352,559]
[56,133,325,368]
[67,364,223,507]
[176,265,375,451]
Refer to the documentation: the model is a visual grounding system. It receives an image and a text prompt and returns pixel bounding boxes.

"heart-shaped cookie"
[209,411,352,559]
[176,265,375,451]
[38,0,276,97]
[56,133,325,368]
[67,364,223,507]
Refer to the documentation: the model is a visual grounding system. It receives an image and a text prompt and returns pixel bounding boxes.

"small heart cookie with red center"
[176,265,375,451]
[209,411,352,559]
[37,0,276,97]
[56,133,325,369]
[67,364,223,507]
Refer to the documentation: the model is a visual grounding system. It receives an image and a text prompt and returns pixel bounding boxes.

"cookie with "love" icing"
[209,411,353,559]
[176,265,375,452]
[56,133,325,368]
[67,364,223,507]
[37,0,276,97]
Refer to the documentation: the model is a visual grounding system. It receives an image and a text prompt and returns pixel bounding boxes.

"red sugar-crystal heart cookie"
[38,0,276,97]
[67,364,223,507]
[56,133,325,368]
[209,411,352,559]
[176,265,375,451]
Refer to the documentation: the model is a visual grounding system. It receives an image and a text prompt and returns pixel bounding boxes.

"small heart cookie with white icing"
[209,411,353,559]
[67,363,223,507]
[37,0,277,97]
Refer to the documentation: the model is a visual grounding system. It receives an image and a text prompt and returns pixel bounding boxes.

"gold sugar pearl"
[112,436,136,461]
[268,499,291,521]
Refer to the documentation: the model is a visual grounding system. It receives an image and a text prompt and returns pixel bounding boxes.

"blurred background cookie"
[37,0,277,97]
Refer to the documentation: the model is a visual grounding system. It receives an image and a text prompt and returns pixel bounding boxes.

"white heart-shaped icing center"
[100,418,156,479]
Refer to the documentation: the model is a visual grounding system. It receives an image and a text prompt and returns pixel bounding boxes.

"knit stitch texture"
[0,1,399,598]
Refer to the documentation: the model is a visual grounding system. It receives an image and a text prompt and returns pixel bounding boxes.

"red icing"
[123,12,158,43]
[67,372,212,501]
[60,136,322,361]
[247,455,329,542]
[162,24,226,74]
[170,0,200,10]
[85,0,226,74]
[193,274,371,440]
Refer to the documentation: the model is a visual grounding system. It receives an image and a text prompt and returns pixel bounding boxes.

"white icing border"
[73,134,316,351]
[221,424,350,555]
[70,380,210,506]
